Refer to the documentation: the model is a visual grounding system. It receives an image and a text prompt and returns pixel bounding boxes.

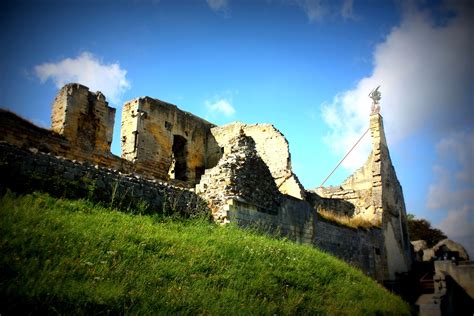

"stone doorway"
[169,135,188,181]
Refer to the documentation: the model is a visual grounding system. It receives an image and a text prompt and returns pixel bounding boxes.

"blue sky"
[1,0,473,256]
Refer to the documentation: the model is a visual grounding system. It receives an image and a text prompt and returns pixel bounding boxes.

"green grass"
[0,192,410,315]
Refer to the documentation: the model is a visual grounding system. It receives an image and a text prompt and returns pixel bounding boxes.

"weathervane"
[369,85,381,114]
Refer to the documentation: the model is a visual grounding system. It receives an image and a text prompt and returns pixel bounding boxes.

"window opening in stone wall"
[132,131,139,152]
[195,166,205,182]
[169,135,188,181]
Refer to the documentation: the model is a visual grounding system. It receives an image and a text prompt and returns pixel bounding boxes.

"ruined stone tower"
[316,112,412,280]
[51,83,115,155]
[120,97,220,182]
[371,113,412,280]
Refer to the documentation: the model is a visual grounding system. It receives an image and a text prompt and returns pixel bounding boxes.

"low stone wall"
[314,220,386,281]
[225,197,385,280]
[418,261,474,315]
[435,261,474,299]
[225,197,317,244]
[0,142,208,218]
[0,109,134,175]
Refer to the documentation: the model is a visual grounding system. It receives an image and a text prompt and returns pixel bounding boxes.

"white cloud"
[427,165,474,210]
[427,131,474,258]
[283,0,357,23]
[436,131,474,183]
[205,98,236,117]
[428,131,474,210]
[35,52,131,105]
[296,0,327,22]
[321,3,474,170]
[206,0,230,16]
[341,0,356,20]
[438,206,474,258]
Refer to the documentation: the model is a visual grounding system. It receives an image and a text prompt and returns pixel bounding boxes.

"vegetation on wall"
[407,213,447,247]
[317,209,381,229]
[0,192,409,315]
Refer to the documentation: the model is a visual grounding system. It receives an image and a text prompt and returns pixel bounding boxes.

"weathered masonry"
[313,113,412,280]
[0,83,413,284]
[121,97,220,183]
[51,84,115,155]
[0,84,132,171]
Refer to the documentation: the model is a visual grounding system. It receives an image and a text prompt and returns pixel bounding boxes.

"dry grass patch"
[317,209,381,229]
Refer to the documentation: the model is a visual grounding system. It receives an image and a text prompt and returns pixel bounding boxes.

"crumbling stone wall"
[196,130,283,221]
[195,130,383,279]
[314,150,377,221]
[313,113,412,280]
[210,122,305,199]
[0,142,207,217]
[2,84,221,185]
[0,109,132,173]
[196,130,318,247]
[0,84,130,174]
[121,97,218,183]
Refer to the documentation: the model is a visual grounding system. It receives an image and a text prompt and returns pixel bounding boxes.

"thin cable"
[319,127,370,188]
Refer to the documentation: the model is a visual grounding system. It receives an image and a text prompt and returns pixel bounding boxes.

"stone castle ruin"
[0,83,412,283]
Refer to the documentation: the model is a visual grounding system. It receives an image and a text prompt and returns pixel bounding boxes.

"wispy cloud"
[132,0,161,5]
[341,0,356,20]
[436,131,474,183]
[34,52,131,105]
[427,165,474,210]
[204,91,237,121]
[281,0,357,23]
[296,0,327,23]
[321,3,473,169]
[206,0,230,17]
[427,131,474,257]
[438,206,474,258]
[205,98,235,117]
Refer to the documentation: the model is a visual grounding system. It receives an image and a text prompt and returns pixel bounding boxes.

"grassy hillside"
[0,192,410,315]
